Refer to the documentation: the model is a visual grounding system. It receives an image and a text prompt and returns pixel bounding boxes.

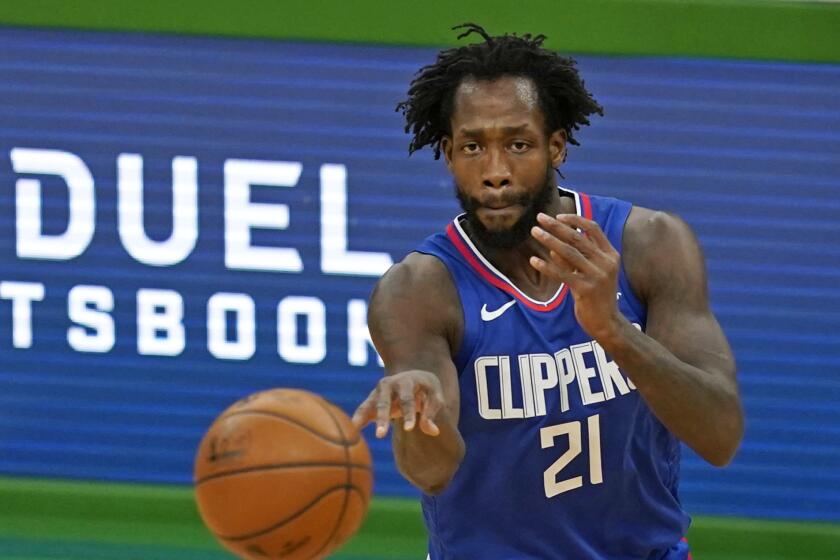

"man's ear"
[549,129,567,168]
[441,136,454,170]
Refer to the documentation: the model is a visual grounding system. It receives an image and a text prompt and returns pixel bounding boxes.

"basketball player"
[352,24,743,559]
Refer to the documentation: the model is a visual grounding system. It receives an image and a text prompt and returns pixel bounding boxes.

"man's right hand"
[352,370,446,438]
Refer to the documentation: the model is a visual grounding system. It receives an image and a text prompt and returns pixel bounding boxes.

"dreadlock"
[397,23,604,159]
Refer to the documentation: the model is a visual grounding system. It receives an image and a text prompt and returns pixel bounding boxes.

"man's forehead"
[453,76,540,111]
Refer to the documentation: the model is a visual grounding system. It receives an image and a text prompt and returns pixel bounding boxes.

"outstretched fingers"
[350,382,395,438]
[352,373,445,439]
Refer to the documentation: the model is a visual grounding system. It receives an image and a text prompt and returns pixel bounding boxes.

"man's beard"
[456,168,556,250]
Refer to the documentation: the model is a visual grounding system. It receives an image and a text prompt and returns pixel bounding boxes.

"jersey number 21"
[540,414,603,497]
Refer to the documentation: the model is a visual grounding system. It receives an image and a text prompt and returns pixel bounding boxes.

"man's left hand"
[530,212,624,340]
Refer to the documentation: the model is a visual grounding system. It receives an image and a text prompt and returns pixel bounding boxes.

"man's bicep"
[633,211,735,378]
[646,302,735,380]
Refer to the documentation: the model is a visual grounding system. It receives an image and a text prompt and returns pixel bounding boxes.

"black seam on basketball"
[221,409,361,446]
[308,400,352,560]
[216,484,363,541]
[341,484,370,508]
[194,462,372,485]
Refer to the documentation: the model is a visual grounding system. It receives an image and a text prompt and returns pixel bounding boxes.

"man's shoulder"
[624,206,690,248]
[370,252,463,350]
[623,205,705,301]
[380,252,454,291]
[373,252,460,314]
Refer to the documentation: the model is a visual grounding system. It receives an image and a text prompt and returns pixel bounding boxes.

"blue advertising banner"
[0,27,838,521]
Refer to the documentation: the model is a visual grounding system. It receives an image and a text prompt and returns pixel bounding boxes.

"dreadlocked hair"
[397,23,604,159]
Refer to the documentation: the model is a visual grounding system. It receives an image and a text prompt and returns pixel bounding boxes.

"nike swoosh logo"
[481,300,517,321]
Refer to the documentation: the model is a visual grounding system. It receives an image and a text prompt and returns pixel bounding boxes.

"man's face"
[442,76,566,249]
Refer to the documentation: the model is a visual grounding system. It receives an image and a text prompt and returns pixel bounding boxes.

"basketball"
[193,388,373,560]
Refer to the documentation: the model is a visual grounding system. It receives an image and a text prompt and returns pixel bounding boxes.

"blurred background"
[0,1,838,558]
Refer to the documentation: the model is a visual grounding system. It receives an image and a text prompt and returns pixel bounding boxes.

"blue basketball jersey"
[414,189,690,560]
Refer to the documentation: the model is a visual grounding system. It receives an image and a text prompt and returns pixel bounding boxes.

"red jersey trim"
[581,192,593,220]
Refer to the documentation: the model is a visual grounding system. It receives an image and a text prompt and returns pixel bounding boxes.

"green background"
[0,477,429,560]
[1,0,839,558]
[1,477,840,559]
[0,0,839,63]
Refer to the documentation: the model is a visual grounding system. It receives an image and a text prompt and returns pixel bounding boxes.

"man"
[352,24,743,559]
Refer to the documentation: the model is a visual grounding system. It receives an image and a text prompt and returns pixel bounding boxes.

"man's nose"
[482,149,511,188]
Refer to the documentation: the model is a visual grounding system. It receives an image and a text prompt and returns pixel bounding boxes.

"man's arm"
[530,209,743,466]
[352,252,466,494]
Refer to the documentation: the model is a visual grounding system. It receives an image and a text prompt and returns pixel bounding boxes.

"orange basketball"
[193,388,373,560]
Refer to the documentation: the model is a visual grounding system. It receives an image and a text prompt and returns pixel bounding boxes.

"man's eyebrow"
[458,124,532,137]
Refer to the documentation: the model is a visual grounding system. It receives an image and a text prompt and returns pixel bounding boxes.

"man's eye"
[511,141,529,151]
[462,143,480,153]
